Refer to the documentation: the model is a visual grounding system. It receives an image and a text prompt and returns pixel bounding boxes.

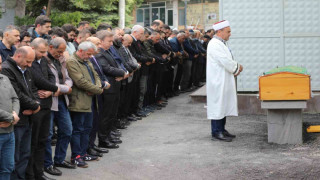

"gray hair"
[49,37,66,49]
[78,41,97,52]
[131,25,144,33]
[112,27,122,33]
[4,25,19,33]
[96,30,114,41]
[30,38,48,48]
[177,33,186,38]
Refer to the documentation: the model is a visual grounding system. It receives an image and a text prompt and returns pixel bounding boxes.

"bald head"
[122,34,133,47]
[13,46,35,70]
[31,38,48,60]
[87,37,101,48]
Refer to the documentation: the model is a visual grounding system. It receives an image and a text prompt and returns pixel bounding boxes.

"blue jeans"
[11,123,32,180]
[44,99,72,168]
[70,111,93,158]
[211,117,226,135]
[0,132,15,180]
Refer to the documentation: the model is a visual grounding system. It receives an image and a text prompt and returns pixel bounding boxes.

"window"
[144,9,150,27]
[152,2,165,7]
[179,9,185,26]
[137,9,143,22]
[167,10,173,26]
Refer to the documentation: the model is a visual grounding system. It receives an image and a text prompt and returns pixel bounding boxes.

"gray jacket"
[0,74,20,133]
[48,57,73,111]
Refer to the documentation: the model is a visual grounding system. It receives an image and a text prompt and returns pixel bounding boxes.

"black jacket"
[112,41,134,73]
[29,57,58,109]
[117,45,139,71]
[1,57,40,126]
[129,36,153,76]
[95,48,125,94]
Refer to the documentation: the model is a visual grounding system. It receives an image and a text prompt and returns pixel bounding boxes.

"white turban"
[212,20,230,31]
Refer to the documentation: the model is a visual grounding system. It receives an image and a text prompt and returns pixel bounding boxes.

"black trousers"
[174,63,183,91]
[128,72,140,114]
[155,65,165,101]
[118,82,128,119]
[123,81,134,116]
[25,109,51,179]
[145,67,156,106]
[191,56,204,86]
[89,96,103,148]
[99,92,120,142]
[165,68,175,94]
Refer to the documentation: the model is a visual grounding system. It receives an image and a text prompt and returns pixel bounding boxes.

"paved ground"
[47,92,320,180]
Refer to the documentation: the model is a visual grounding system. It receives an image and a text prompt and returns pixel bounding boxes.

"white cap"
[212,20,230,31]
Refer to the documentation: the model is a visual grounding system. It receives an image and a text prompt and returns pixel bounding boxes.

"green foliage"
[14,16,36,26]
[50,11,82,27]
[23,0,141,27]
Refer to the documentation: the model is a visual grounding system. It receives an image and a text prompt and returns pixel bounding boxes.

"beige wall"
[186,2,219,30]
[132,1,219,30]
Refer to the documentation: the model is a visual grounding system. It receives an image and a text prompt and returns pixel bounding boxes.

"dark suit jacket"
[30,57,58,109]
[112,41,134,73]
[89,56,109,88]
[170,37,183,53]
[1,57,40,126]
[129,36,153,76]
[183,38,199,60]
[95,48,125,94]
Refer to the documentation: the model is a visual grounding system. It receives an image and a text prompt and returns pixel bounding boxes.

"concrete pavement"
[47,92,320,180]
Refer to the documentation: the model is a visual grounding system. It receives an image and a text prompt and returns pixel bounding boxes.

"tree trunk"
[47,0,54,17]
[15,0,26,18]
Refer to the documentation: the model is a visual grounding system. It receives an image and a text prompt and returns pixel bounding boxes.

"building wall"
[0,0,16,30]
[134,0,219,30]
[186,2,219,30]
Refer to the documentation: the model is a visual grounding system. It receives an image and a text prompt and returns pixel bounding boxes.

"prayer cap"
[212,20,230,31]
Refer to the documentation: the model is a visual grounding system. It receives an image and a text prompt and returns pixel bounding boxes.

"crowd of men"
[0,15,213,180]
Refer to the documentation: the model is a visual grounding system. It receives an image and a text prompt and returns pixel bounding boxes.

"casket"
[259,66,311,100]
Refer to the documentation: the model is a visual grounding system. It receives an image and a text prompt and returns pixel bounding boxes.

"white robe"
[206,38,240,120]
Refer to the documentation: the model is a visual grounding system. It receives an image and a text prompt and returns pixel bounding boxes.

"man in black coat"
[25,38,60,180]
[119,34,141,121]
[129,25,155,117]
[95,30,127,149]
[112,28,137,125]
[1,46,41,180]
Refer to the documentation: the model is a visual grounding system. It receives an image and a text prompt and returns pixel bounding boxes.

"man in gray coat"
[0,55,20,180]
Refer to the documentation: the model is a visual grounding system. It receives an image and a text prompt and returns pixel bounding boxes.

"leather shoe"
[109,134,121,139]
[109,137,122,144]
[87,148,103,157]
[44,165,62,176]
[54,160,76,169]
[212,132,232,142]
[223,130,236,138]
[131,113,142,120]
[127,116,137,121]
[111,130,121,137]
[93,145,109,153]
[37,174,55,180]
[99,140,119,149]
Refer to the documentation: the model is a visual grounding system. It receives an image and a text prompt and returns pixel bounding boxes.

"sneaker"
[71,155,88,168]
[82,154,100,161]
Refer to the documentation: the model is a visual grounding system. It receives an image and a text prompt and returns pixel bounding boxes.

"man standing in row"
[1,46,41,179]
[67,41,104,168]
[207,20,243,142]
[0,55,20,180]
[26,38,60,180]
